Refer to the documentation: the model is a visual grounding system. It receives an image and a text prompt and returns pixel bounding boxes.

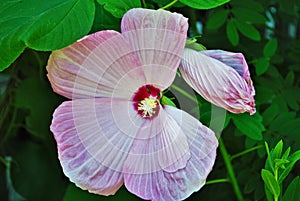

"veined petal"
[47,30,146,100]
[51,98,143,195]
[180,48,256,115]
[124,106,218,201]
[123,105,190,175]
[203,50,250,82]
[121,8,188,90]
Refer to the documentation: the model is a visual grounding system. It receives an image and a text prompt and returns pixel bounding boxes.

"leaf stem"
[170,84,198,104]
[205,178,230,185]
[161,0,178,10]
[141,0,147,8]
[231,144,264,160]
[219,137,244,201]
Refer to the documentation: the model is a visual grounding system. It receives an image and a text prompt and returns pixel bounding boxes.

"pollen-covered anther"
[137,96,158,118]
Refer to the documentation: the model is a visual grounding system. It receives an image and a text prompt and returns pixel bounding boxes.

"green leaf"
[185,38,207,51]
[255,57,270,75]
[279,150,300,183]
[226,19,239,46]
[91,2,120,32]
[206,9,229,30]
[0,0,95,71]
[12,140,67,201]
[161,95,176,107]
[283,177,300,201]
[274,158,289,170]
[179,0,230,9]
[15,77,62,137]
[232,8,266,24]
[262,103,278,125]
[96,0,141,18]
[264,38,278,57]
[230,113,265,141]
[231,0,264,12]
[282,147,291,160]
[261,169,280,197]
[271,140,283,160]
[235,21,261,41]
[285,71,295,86]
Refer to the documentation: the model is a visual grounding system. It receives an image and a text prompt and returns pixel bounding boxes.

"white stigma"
[137,96,157,118]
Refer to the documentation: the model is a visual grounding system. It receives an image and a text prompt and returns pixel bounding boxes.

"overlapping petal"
[124,106,218,201]
[180,48,256,114]
[51,98,144,194]
[123,105,190,175]
[47,30,146,100]
[121,8,188,90]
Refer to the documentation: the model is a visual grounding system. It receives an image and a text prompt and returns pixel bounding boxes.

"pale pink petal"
[124,106,218,201]
[121,8,188,90]
[180,48,256,115]
[123,105,190,174]
[47,30,146,100]
[203,50,251,82]
[51,98,144,195]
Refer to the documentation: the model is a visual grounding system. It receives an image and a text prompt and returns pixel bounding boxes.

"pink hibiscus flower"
[47,8,255,201]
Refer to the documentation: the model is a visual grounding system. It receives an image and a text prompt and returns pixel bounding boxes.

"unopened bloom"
[180,49,256,115]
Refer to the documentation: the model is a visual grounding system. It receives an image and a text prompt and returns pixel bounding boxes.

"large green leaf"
[230,113,265,140]
[179,0,230,9]
[96,0,141,18]
[0,0,95,71]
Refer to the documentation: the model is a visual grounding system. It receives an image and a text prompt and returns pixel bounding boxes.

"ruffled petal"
[121,8,188,90]
[47,30,146,100]
[124,106,218,201]
[180,48,256,115]
[51,98,144,195]
[123,105,190,175]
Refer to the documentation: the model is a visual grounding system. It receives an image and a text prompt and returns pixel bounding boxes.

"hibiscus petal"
[180,48,256,114]
[124,106,218,201]
[51,98,143,195]
[121,8,188,90]
[47,30,146,100]
[203,50,251,81]
[123,105,190,174]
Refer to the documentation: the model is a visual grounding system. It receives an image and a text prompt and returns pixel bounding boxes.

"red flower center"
[132,85,161,119]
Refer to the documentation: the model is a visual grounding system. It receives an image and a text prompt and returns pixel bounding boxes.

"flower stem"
[219,137,244,201]
[205,178,230,185]
[161,0,178,10]
[231,144,264,160]
[170,84,198,104]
